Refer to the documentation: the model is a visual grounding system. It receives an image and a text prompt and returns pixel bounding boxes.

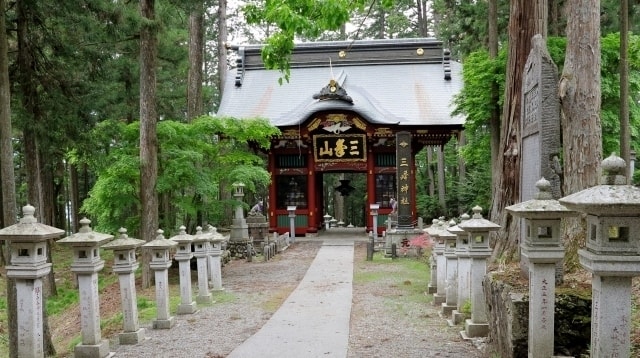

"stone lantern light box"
[57,217,114,268]
[458,206,500,250]
[560,153,640,256]
[102,227,145,268]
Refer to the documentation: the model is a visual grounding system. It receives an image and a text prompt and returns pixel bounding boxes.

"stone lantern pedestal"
[506,178,577,358]
[57,218,114,358]
[102,228,146,345]
[440,224,458,316]
[459,206,500,339]
[193,226,212,304]
[143,229,178,329]
[0,204,65,358]
[170,226,197,314]
[560,154,640,357]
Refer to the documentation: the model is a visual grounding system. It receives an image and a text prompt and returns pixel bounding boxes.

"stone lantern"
[506,177,577,358]
[207,225,226,291]
[440,222,458,316]
[431,219,448,305]
[449,213,471,326]
[287,205,297,242]
[102,228,146,345]
[425,218,440,295]
[370,203,380,237]
[192,226,212,304]
[559,153,640,357]
[143,229,178,329]
[169,226,196,314]
[0,204,64,358]
[57,217,114,358]
[458,206,500,338]
[230,182,250,245]
[323,214,332,230]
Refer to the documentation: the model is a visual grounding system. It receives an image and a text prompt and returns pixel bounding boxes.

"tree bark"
[140,0,159,288]
[490,0,542,261]
[488,0,500,197]
[620,0,630,181]
[436,146,446,210]
[188,2,204,121]
[217,0,228,98]
[427,147,435,196]
[559,0,602,241]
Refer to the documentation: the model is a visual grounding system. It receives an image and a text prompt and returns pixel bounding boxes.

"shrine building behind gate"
[217,38,464,236]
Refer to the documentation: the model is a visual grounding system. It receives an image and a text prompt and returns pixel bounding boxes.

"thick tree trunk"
[620,0,630,180]
[559,0,602,248]
[427,147,435,196]
[69,163,80,232]
[217,0,228,98]
[490,0,542,261]
[436,146,446,210]
[488,0,500,196]
[188,3,204,121]
[140,0,159,288]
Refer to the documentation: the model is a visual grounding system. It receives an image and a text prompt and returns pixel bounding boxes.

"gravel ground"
[109,239,486,358]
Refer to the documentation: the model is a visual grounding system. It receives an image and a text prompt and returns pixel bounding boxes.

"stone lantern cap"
[559,153,640,215]
[506,178,578,219]
[58,217,114,247]
[206,225,226,244]
[192,226,210,243]
[425,218,440,236]
[169,226,194,244]
[0,204,64,241]
[143,229,178,249]
[458,206,501,232]
[102,228,145,250]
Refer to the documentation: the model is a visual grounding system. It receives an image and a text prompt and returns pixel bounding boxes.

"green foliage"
[80,116,279,236]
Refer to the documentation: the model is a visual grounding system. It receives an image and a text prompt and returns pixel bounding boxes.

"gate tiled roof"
[217,38,464,129]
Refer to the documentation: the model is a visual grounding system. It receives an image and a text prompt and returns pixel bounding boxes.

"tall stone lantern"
[0,204,64,358]
[449,213,471,326]
[192,226,212,304]
[57,217,114,358]
[559,153,640,357]
[425,218,440,295]
[287,205,297,242]
[102,228,146,345]
[506,177,577,358]
[440,222,459,316]
[169,226,196,314]
[143,229,178,329]
[207,225,226,291]
[458,206,500,338]
[370,203,380,237]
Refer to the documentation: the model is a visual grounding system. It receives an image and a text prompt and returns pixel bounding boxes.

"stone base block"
[441,303,456,316]
[427,284,437,294]
[73,339,113,358]
[177,301,197,314]
[196,293,212,304]
[462,319,488,338]
[211,287,225,292]
[152,316,175,329]
[433,293,445,305]
[118,328,146,345]
[451,310,468,326]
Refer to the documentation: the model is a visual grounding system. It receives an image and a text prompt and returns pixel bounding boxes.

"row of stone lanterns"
[0,208,226,358]
[428,154,640,357]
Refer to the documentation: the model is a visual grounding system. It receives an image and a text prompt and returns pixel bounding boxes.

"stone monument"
[169,226,197,314]
[519,34,563,277]
[143,229,177,329]
[229,182,251,257]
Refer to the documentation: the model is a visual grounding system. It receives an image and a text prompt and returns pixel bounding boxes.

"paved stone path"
[227,239,355,358]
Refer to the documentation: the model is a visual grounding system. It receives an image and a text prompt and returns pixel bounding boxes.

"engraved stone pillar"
[560,154,640,357]
[102,228,146,344]
[507,178,577,358]
[58,217,114,357]
[459,206,500,339]
[143,229,178,329]
[426,218,439,294]
[169,226,197,314]
[0,204,64,358]
[288,205,297,242]
[431,219,447,305]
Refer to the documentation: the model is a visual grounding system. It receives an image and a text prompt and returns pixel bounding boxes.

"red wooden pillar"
[366,147,376,234]
[268,152,277,232]
[307,151,317,234]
